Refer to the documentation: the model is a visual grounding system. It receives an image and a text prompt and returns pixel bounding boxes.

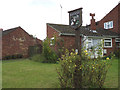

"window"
[87,39,101,49]
[115,38,120,48]
[88,39,92,49]
[104,38,112,47]
[103,49,107,54]
[50,37,55,46]
[104,21,113,29]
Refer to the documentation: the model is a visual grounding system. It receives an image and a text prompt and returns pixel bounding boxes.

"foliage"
[28,45,42,57]
[114,49,120,58]
[2,58,118,88]
[42,38,58,63]
[55,37,65,57]
[57,42,113,88]
[29,54,46,62]
[3,54,23,60]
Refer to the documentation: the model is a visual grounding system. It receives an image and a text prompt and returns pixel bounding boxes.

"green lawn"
[2,59,59,88]
[103,58,118,88]
[2,58,118,88]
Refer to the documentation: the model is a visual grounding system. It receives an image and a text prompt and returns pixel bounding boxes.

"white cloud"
[0,0,119,40]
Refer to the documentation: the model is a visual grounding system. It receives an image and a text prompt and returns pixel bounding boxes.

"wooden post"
[74,26,82,88]
[68,8,82,88]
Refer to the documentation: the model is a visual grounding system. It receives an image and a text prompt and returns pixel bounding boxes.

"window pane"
[88,42,92,49]
[105,42,111,46]
[104,21,113,29]
[109,21,113,28]
[116,42,120,47]
[116,38,120,42]
[88,39,91,41]
[104,23,106,29]
[104,39,111,42]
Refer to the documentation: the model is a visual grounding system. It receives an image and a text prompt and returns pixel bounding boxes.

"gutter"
[59,33,119,38]
[60,33,84,37]
[88,35,120,38]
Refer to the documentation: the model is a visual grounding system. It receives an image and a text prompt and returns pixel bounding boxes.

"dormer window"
[104,21,113,29]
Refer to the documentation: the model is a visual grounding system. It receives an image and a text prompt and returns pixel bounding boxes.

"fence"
[28,44,42,57]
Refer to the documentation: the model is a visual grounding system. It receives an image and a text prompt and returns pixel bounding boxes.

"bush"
[42,38,58,63]
[17,54,23,58]
[114,49,120,58]
[30,54,46,62]
[57,49,113,88]
[3,54,23,60]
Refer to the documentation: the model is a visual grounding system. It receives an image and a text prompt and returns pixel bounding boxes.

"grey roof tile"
[48,23,119,37]
[2,26,21,36]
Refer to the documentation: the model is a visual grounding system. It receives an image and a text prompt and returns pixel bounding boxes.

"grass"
[2,59,59,88]
[2,58,119,88]
[103,58,118,88]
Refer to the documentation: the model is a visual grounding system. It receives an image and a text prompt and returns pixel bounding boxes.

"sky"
[0,0,120,40]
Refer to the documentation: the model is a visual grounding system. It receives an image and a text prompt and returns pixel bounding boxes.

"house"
[1,26,42,59]
[47,3,120,57]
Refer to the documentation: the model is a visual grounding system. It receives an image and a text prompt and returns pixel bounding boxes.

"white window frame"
[109,21,113,28]
[50,37,54,46]
[104,38,112,48]
[115,38,120,48]
[115,38,120,42]
[104,21,113,29]
[103,49,107,54]
[88,39,92,49]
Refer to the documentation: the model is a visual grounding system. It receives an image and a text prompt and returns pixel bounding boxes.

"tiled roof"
[48,23,119,37]
[47,23,75,34]
[2,26,21,36]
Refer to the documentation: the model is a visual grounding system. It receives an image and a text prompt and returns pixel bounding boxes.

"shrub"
[3,54,23,60]
[57,48,113,88]
[42,38,58,63]
[30,54,46,62]
[3,55,11,60]
[16,54,23,58]
[114,49,120,58]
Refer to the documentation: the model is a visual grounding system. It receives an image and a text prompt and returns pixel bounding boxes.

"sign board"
[68,8,82,29]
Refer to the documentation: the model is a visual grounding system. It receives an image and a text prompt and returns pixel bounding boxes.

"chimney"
[90,13,96,30]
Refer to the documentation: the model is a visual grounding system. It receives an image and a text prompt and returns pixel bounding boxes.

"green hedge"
[3,54,23,60]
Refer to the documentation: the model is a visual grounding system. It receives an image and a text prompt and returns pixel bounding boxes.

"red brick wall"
[103,38,116,56]
[2,27,39,58]
[61,35,76,50]
[98,4,120,34]
[47,24,59,38]
[118,3,120,34]
[47,24,82,52]
[97,4,120,56]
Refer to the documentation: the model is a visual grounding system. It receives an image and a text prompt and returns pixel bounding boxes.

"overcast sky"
[0,0,119,40]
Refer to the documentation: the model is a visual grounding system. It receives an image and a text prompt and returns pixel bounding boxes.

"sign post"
[68,8,82,55]
[68,8,83,88]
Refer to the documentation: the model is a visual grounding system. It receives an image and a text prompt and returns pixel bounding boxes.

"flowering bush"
[42,38,58,63]
[57,49,113,88]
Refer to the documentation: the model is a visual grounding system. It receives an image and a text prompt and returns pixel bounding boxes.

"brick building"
[47,3,120,57]
[1,26,42,59]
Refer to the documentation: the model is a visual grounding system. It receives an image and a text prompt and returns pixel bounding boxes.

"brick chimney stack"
[90,13,96,30]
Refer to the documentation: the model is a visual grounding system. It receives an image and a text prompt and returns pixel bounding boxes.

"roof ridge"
[47,23,69,26]
[4,26,21,31]
[3,26,21,36]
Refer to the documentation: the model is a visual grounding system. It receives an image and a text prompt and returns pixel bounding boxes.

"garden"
[2,58,118,88]
[2,38,119,88]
